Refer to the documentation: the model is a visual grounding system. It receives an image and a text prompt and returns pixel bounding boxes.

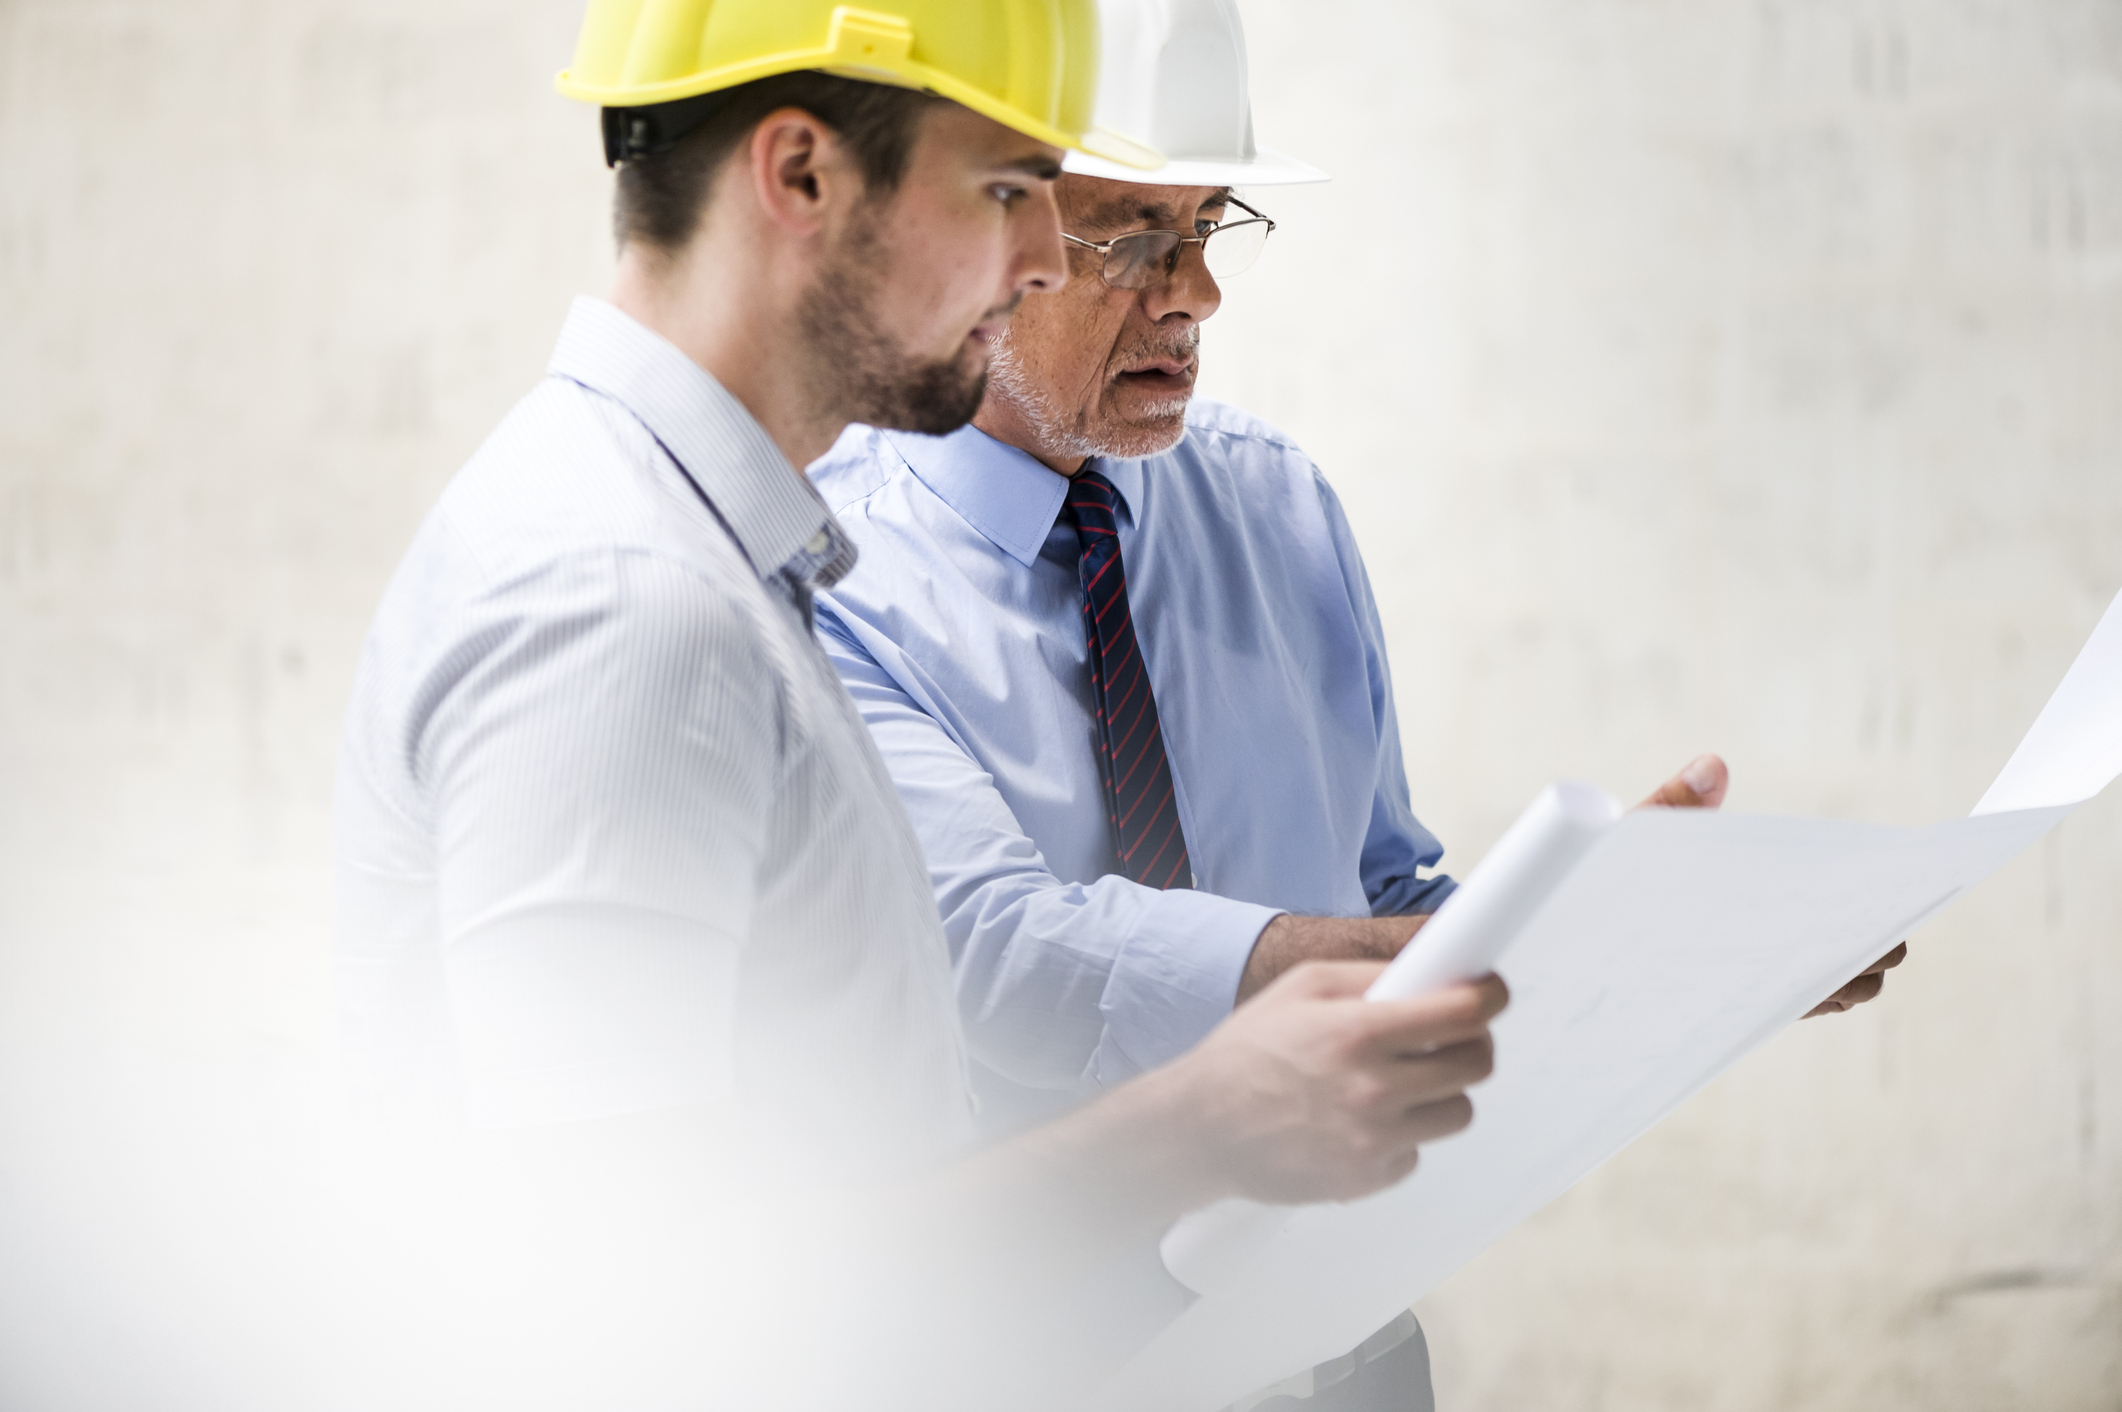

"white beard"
[986,327,1194,464]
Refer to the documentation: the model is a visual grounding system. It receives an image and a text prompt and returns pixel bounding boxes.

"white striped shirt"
[333,298,973,1176]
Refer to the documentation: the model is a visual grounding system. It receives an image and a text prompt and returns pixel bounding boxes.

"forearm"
[919,1059,1230,1260]
[441,1087,1225,1412]
[852,1062,1234,1410]
[424,960,1506,1412]
[1235,912,1428,1004]
[947,872,1278,1087]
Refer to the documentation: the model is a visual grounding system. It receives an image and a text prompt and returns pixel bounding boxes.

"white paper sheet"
[1160,780,1623,1296]
[1975,586,2122,815]
[1092,585,2122,1412]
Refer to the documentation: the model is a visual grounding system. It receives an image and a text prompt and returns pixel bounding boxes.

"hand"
[1161,961,1508,1205]
[1634,754,1907,1018]
[1805,941,1907,1017]
[1232,754,1736,1004]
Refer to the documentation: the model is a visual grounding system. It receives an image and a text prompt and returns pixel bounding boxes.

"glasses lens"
[1203,218,1269,279]
[1101,230,1184,289]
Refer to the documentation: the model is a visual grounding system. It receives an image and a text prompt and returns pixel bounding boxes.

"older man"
[808,2,1900,1405]
[814,0,1896,1113]
[806,0,1858,1133]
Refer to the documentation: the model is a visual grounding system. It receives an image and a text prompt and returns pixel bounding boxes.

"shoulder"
[432,375,681,580]
[355,539,787,811]
[357,380,787,753]
[439,541,781,713]
[1165,399,1329,504]
[370,529,779,697]
[393,374,765,638]
[1178,398,1353,517]
[1178,397,1314,464]
[1140,398,1337,522]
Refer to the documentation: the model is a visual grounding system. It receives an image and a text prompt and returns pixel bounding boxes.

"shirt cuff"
[1374,872,1457,917]
[1090,890,1284,1086]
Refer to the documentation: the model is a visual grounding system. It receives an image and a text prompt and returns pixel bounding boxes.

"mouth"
[967,297,1025,348]
[1113,356,1196,396]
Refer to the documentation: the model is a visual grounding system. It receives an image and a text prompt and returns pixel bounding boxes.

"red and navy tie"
[1061,469,1193,890]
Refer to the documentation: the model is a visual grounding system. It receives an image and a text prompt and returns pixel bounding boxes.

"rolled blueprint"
[1366,778,1624,999]
[1159,779,1624,1295]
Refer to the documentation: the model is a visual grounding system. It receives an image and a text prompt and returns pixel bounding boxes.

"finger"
[1806,972,1885,1017]
[1350,975,1510,1052]
[1834,971,1886,1007]
[1637,753,1729,810]
[1392,1093,1478,1146]
[1861,942,1909,975]
[1330,1143,1424,1203]
[1372,1035,1497,1107]
[1343,1097,1479,1199]
[1348,1135,1430,1199]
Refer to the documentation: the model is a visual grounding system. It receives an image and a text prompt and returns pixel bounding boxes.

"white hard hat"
[1063,0,1328,187]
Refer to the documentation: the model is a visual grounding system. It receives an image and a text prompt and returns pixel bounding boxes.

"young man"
[332,4,1506,1408]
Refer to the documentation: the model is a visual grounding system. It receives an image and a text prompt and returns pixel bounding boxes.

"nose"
[1014,184,1070,296]
[1143,241,1221,325]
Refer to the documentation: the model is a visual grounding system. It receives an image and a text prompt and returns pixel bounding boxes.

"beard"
[797,211,992,437]
[986,321,1200,464]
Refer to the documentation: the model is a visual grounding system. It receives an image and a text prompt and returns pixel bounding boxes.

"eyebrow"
[999,155,1065,181]
[1077,185,1236,232]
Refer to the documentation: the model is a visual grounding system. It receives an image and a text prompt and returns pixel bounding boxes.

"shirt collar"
[881,424,1149,567]
[1092,455,1147,526]
[547,297,856,591]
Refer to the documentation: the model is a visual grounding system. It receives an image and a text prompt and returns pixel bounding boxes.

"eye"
[990,183,1030,208]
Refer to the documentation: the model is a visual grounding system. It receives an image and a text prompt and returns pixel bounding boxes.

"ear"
[744,106,857,239]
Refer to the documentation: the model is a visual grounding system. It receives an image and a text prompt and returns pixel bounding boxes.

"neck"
[972,388,1089,478]
[609,239,843,473]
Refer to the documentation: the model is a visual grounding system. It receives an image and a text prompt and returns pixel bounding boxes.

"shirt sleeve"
[815,607,1281,1093]
[415,547,771,1128]
[1311,472,1459,918]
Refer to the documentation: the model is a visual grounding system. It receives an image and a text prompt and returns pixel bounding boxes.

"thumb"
[1640,753,1728,810]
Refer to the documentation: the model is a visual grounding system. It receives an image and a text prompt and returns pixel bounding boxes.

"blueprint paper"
[1094,585,2122,1412]
[1974,587,2122,815]
[1161,780,1623,1295]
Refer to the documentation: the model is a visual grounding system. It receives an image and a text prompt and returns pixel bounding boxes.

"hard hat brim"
[558,68,1166,172]
[1061,143,1327,186]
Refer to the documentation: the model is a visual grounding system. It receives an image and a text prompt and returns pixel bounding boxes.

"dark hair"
[611,72,943,252]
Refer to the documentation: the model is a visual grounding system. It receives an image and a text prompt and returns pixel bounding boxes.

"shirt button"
[806,530,831,555]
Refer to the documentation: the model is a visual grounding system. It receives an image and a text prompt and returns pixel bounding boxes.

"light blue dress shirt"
[811,399,1454,1116]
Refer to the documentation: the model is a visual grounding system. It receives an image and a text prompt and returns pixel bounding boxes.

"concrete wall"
[2,0,2116,1406]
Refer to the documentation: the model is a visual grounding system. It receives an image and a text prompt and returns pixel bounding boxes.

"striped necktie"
[1060,469,1193,890]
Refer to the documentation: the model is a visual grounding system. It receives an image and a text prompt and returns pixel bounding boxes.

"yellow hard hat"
[557,0,1162,169]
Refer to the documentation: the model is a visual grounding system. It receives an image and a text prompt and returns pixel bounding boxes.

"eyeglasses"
[1061,196,1276,290]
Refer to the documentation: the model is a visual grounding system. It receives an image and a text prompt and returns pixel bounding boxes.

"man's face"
[976,176,1228,469]
[800,104,1067,437]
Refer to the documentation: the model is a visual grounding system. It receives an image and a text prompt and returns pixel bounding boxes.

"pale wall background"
[1,0,2117,1407]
